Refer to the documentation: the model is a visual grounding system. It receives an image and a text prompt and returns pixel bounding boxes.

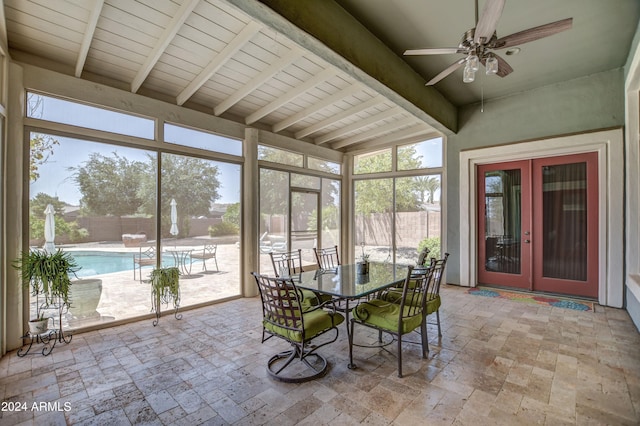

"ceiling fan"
[404,0,573,85]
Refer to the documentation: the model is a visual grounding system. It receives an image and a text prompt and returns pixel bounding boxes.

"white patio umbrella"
[43,204,56,253]
[170,198,179,237]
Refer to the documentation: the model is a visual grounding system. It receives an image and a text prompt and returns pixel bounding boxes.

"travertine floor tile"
[0,284,638,425]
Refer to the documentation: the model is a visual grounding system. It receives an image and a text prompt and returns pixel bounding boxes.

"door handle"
[524,239,530,243]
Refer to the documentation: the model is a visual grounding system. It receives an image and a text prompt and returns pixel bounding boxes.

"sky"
[28,94,241,205]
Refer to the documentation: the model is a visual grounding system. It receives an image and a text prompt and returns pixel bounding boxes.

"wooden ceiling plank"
[330,116,418,149]
[314,106,402,145]
[130,0,201,93]
[75,0,104,77]
[346,125,434,152]
[213,48,302,116]
[245,68,334,124]
[176,20,261,105]
[294,95,382,139]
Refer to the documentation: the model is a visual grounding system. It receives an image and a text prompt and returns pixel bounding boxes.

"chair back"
[398,265,434,319]
[252,273,304,337]
[137,244,156,260]
[313,246,340,270]
[201,243,216,258]
[270,249,304,277]
[428,253,450,296]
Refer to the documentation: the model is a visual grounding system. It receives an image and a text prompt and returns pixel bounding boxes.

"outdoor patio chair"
[190,242,218,272]
[349,265,433,378]
[313,245,341,270]
[133,243,156,281]
[252,272,344,382]
[270,249,320,307]
[381,253,450,352]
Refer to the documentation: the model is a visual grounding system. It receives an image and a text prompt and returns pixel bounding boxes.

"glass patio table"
[295,262,409,351]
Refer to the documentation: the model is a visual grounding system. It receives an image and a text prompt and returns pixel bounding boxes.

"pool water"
[69,251,176,277]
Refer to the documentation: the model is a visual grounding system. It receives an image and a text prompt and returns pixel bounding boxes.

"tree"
[354,146,424,215]
[28,93,60,182]
[71,152,147,216]
[415,175,441,205]
[223,202,240,226]
[139,154,221,237]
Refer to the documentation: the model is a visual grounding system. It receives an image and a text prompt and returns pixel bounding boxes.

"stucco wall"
[445,68,625,285]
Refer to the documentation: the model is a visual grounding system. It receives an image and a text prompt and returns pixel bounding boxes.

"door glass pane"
[484,169,521,274]
[320,179,340,251]
[291,191,319,268]
[259,169,289,273]
[542,162,587,281]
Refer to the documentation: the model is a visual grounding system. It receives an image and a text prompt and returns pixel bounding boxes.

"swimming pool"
[68,251,176,277]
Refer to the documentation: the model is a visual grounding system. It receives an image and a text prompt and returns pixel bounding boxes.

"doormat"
[467,287,594,312]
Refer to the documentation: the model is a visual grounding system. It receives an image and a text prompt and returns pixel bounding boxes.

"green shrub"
[417,236,441,261]
[208,221,239,237]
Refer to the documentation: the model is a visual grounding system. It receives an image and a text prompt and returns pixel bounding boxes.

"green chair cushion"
[264,309,344,343]
[352,299,422,334]
[426,294,441,315]
[300,289,320,307]
[380,289,423,307]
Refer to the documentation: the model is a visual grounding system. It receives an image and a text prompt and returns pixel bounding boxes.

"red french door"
[477,153,599,298]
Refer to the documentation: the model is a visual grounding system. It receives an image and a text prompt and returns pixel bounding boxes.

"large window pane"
[308,156,341,174]
[29,133,157,329]
[397,137,443,170]
[258,145,303,167]
[164,123,242,156]
[27,93,154,139]
[355,174,441,265]
[354,148,392,174]
[354,178,393,262]
[160,153,241,305]
[395,175,441,265]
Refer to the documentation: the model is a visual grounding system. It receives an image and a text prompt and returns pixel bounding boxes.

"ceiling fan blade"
[404,48,464,56]
[474,0,506,44]
[426,58,466,85]
[494,18,573,49]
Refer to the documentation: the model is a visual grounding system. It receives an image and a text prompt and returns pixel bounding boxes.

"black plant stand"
[18,298,72,357]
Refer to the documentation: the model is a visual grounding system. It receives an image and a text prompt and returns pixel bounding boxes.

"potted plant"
[149,266,181,326]
[13,249,80,335]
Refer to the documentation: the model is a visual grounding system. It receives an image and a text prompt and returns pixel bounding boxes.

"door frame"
[459,128,624,307]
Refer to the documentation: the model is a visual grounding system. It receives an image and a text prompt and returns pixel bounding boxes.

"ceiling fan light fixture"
[467,54,480,71]
[463,64,476,83]
[486,55,499,75]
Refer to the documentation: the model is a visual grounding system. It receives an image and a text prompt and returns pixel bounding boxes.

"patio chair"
[349,265,433,377]
[270,249,305,277]
[270,249,320,307]
[190,242,218,272]
[252,272,344,382]
[313,245,340,270]
[381,253,450,352]
[133,243,156,281]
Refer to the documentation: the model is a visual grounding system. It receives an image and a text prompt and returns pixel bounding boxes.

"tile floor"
[1,284,639,425]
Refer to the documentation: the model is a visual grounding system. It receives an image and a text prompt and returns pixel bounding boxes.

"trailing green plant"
[150,267,180,311]
[13,249,80,318]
